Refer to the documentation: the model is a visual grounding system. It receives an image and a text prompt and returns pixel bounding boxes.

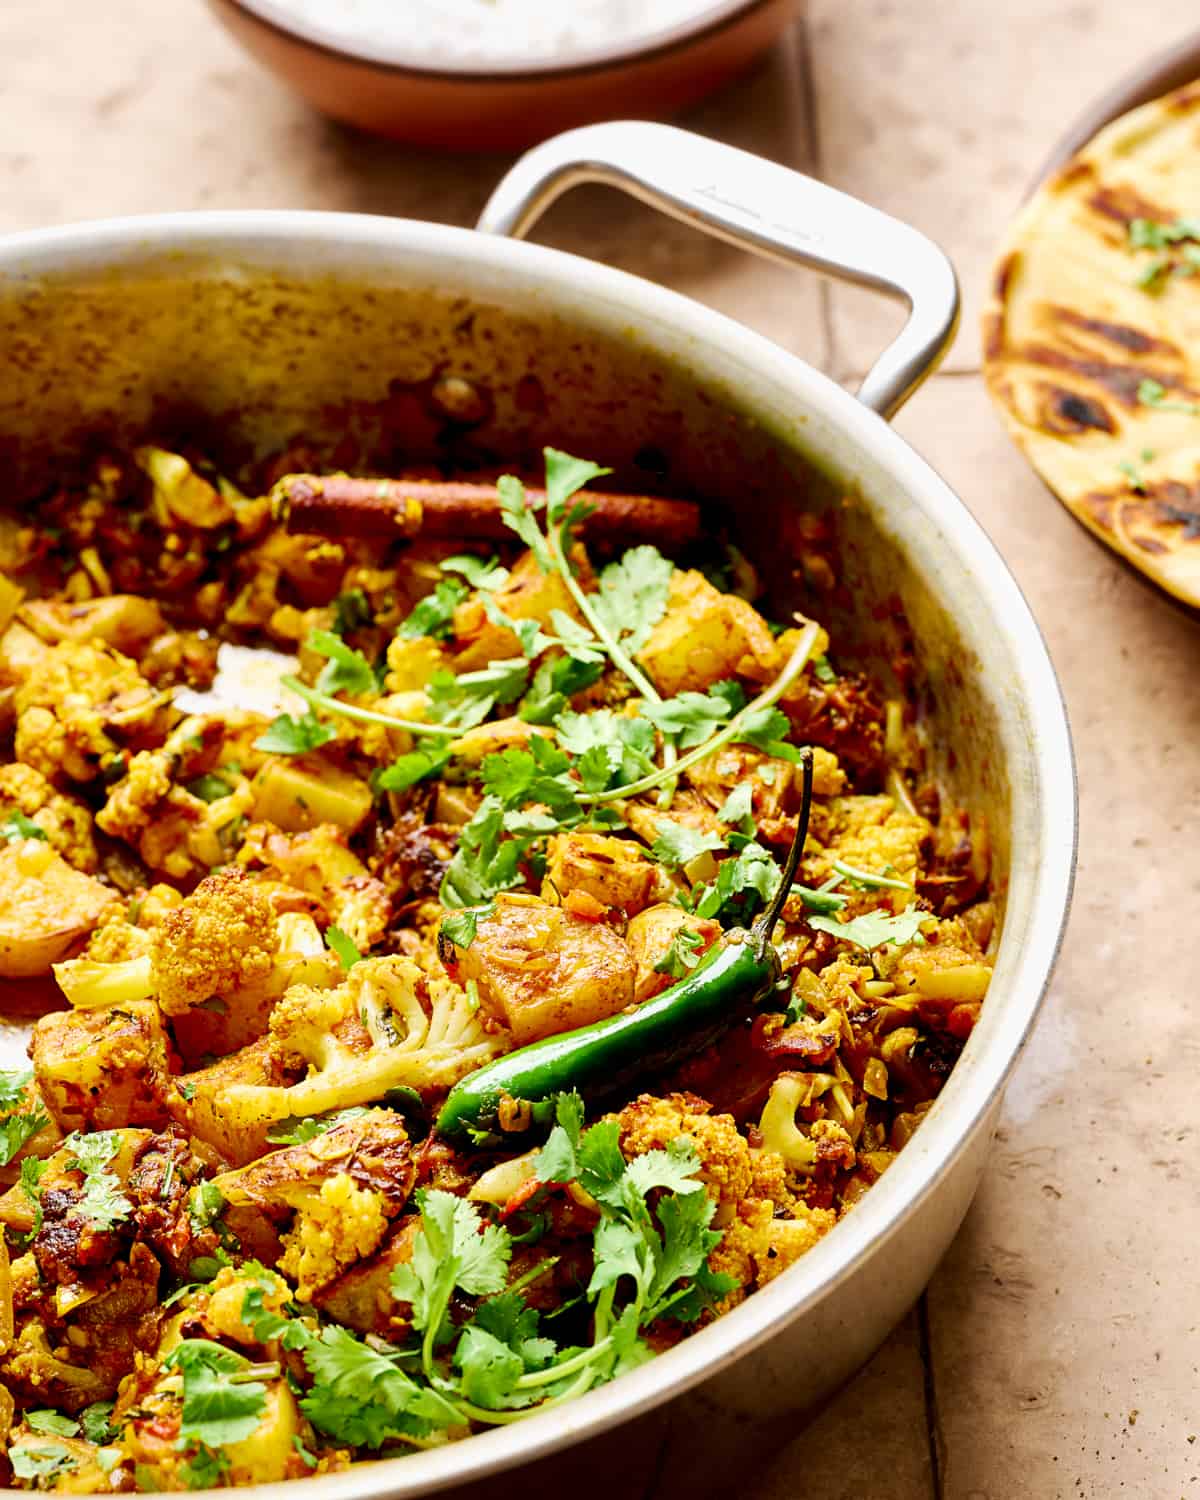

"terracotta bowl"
[205,0,805,150]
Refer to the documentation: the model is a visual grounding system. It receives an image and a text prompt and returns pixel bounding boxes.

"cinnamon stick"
[270,474,701,548]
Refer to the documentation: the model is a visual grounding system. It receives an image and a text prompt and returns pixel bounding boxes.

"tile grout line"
[790,14,839,378]
[917,1292,946,1500]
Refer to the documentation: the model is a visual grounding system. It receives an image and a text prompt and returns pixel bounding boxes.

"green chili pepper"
[435,749,814,1144]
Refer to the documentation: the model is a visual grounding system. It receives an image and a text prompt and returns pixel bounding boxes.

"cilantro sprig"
[62,1131,133,1231]
[809,905,928,950]
[0,1069,48,1167]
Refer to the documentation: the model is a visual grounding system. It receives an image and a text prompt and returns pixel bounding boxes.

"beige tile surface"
[5,1,1200,1497]
[894,376,1200,1500]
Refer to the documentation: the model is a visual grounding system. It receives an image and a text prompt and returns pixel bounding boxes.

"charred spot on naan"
[1081,485,1200,551]
[1085,181,1177,230]
[1037,385,1116,436]
[1015,342,1194,410]
[1051,308,1178,358]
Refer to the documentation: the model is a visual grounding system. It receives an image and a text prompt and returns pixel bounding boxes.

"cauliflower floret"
[212,1112,415,1299]
[203,1264,293,1347]
[222,956,507,1134]
[84,886,182,964]
[238,822,390,952]
[153,867,278,1016]
[135,445,234,529]
[812,794,932,885]
[13,640,168,784]
[97,716,255,879]
[706,1197,773,1313]
[278,1172,389,1302]
[385,634,449,692]
[617,1092,753,1215]
[756,1202,837,1287]
[0,762,98,871]
[152,871,337,1061]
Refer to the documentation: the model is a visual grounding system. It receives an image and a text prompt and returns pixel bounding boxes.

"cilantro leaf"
[716,782,754,829]
[547,610,603,664]
[19,1156,47,1242]
[391,1191,511,1350]
[645,1181,723,1314]
[625,1140,707,1200]
[652,926,705,979]
[399,578,469,642]
[301,1325,459,1446]
[480,739,578,823]
[519,653,605,725]
[556,711,655,788]
[63,1131,132,1231]
[376,746,450,792]
[25,1410,80,1437]
[267,1106,372,1146]
[441,555,509,591]
[10,1445,76,1483]
[543,449,611,523]
[0,1068,32,1111]
[809,905,928,950]
[0,811,48,843]
[650,820,725,868]
[641,683,743,749]
[692,841,780,924]
[440,797,532,908]
[325,925,362,970]
[439,904,493,951]
[331,586,372,636]
[591,546,673,654]
[306,628,378,696]
[732,704,798,760]
[534,1092,586,1184]
[78,1402,115,1445]
[497,475,551,572]
[254,709,335,756]
[453,1324,525,1408]
[426,659,531,729]
[165,1339,268,1448]
[0,1068,48,1167]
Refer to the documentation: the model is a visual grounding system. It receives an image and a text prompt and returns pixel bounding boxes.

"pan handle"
[477,121,959,420]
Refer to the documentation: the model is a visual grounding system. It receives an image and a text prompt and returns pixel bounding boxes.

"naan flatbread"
[983,83,1200,605]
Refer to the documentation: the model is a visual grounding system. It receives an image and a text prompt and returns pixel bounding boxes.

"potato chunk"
[450,549,585,671]
[636,569,778,696]
[0,840,120,978]
[175,1037,287,1166]
[625,903,719,1003]
[542,832,668,917]
[448,893,636,1045]
[250,755,372,834]
[31,1000,172,1135]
